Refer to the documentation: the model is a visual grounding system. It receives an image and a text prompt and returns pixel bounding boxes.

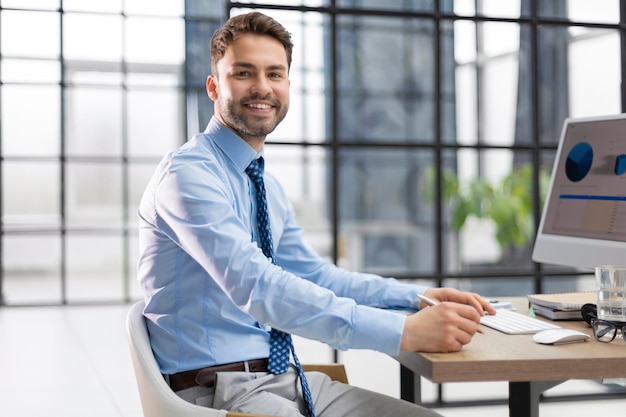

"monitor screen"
[532,113,626,269]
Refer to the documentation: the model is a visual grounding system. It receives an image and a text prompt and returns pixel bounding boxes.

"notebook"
[527,291,596,311]
[529,304,584,320]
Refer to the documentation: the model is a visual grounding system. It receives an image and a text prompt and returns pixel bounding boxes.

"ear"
[206,75,218,101]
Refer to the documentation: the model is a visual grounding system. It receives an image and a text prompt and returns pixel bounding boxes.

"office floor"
[1,304,624,417]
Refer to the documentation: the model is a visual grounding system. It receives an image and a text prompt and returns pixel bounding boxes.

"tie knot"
[246,158,264,182]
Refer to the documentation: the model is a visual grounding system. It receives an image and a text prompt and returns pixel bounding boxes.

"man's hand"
[400,288,495,353]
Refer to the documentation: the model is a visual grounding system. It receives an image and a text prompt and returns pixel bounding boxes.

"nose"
[250,74,272,96]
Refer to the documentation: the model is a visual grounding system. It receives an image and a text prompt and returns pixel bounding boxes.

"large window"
[0,0,188,304]
[1,0,623,305]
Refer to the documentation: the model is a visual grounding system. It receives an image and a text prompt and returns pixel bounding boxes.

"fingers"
[423,288,497,316]
[467,293,497,316]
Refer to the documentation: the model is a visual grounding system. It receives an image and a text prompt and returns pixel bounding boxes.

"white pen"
[416,293,439,306]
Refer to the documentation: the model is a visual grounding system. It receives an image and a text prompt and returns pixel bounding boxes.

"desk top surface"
[395,298,626,383]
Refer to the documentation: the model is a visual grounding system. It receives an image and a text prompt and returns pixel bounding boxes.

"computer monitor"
[532,113,626,269]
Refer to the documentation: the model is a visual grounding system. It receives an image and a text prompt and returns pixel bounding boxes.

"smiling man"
[137,11,493,417]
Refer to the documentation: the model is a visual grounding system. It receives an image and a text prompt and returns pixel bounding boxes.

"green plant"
[421,164,550,250]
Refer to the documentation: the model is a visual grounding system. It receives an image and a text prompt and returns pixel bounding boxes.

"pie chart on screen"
[565,142,593,182]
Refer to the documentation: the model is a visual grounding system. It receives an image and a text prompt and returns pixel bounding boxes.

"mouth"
[246,102,274,110]
[242,98,279,115]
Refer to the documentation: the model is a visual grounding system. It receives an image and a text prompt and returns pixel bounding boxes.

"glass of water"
[596,265,626,322]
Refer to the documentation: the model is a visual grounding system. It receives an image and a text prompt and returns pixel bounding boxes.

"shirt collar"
[204,117,263,173]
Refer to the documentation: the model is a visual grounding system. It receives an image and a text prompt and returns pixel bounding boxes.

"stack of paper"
[527,292,596,321]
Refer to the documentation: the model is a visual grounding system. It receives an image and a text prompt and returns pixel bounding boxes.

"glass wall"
[0,0,187,304]
[0,0,623,305]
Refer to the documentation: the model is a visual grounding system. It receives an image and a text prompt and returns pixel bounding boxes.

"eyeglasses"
[591,319,626,343]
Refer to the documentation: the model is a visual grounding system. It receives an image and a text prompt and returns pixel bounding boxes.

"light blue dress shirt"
[137,117,427,374]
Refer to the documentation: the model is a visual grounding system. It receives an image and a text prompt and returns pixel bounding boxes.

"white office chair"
[126,300,348,417]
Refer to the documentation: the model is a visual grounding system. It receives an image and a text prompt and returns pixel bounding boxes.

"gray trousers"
[176,366,442,417]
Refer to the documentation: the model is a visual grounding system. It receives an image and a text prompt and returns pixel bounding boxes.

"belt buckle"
[194,367,217,388]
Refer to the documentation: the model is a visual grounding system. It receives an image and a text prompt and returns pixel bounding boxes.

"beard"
[217,94,288,141]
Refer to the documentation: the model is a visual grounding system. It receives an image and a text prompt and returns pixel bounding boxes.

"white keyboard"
[480,309,561,334]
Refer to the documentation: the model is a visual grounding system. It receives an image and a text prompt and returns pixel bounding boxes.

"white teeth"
[248,103,271,109]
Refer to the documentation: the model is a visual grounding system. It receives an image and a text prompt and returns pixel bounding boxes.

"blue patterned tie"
[245,158,315,417]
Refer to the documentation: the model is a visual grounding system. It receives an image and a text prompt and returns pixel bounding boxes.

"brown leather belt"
[166,358,269,392]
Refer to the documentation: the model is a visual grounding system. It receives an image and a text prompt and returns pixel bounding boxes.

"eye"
[234,70,251,77]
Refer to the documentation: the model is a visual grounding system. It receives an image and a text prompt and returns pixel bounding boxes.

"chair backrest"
[125,300,227,417]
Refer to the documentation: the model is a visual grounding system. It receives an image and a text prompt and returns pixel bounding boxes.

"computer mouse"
[532,328,590,345]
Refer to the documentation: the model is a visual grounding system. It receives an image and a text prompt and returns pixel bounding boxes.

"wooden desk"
[394,302,626,417]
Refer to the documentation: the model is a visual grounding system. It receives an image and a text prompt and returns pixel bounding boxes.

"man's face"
[207,33,290,147]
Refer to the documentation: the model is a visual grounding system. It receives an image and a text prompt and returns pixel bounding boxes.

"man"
[137,11,495,417]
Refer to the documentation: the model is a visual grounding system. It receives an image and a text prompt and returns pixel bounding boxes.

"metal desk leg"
[509,381,563,417]
[400,364,422,404]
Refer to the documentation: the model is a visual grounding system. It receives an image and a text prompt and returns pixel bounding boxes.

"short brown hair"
[210,12,294,75]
